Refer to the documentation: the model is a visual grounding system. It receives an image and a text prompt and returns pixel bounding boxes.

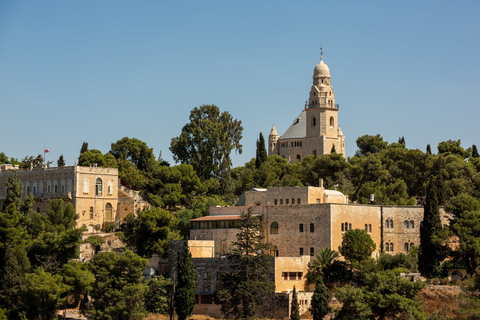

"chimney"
[319,178,324,188]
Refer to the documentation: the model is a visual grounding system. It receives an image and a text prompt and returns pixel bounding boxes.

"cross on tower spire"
[320,47,323,60]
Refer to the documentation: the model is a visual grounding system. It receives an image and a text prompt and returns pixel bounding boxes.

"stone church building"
[268,55,346,163]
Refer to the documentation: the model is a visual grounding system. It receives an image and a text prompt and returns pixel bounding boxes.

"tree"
[80,141,89,155]
[19,154,44,169]
[418,180,443,277]
[331,144,336,153]
[355,134,388,156]
[21,267,68,320]
[334,271,425,320]
[307,247,348,285]
[290,286,300,320]
[174,242,196,320]
[2,173,23,211]
[170,104,243,180]
[110,137,156,172]
[145,276,171,314]
[216,208,275,319]
[398,136,406,145]
[472,144,480,158]
[426,144,432,155]
[437,139,469,158]
[61,260,94,309]
[78,149,118,168]
[339,229,376,264]
[255,132,267,169]
[311,277,330,320]
[57,154,66,167]
[120,208,181,258]
[87,251,148,320]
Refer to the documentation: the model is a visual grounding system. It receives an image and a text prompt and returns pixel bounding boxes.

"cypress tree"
[311,277,330,320]
[290,286,300,320]
[174,242,196,320]
[418,180,443,277]
[80,142,88,155]
[331,144,336,153]
[426,144,432,155]
[472,144,479,158]
[57,155,66,167]
[255,132,267,168]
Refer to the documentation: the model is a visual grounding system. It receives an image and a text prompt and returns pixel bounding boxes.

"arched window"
[404,243,409,252]
[385,220,389,228]
[83,180,89,194]
[365,224,368,231]
[53,179,58,193]
[341,223,344,232]
[330,116,334,127]
[95,178,103,196]
[296,154,301,161]
[390,220,394,228]
[105,203,113,221]
[312,117,316,127]
[410,220,414,228]
[270,245,279,257]
[404,220,409,229]
[369,224,372,233]
[270,222,279,234]
[385,243,390,252]
[345,221,348,231]
[89,207,94,219]
[390,243,394,252]
[61,179,66,192]
[108,180,113,194]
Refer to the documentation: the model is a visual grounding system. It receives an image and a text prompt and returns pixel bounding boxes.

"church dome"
[313,57,330,77]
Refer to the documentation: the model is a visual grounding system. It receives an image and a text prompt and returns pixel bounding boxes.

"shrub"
[432,278,439,285]
[85,235,105,246]
[104,222,116,232]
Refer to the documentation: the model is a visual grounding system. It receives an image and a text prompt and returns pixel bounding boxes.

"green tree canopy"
[78,149,118,168]
[120,208,181,258]
[255,132,267,169]
[110,137,156,172]
[57,154,66,167]
[170,104,243,180]
[174,242,196,320]
[311,277,331,320]
[216,208,275,319]
[290,286,300,320]
[87,250,148,320]
[355,134,388,156]
[339,229,376,264]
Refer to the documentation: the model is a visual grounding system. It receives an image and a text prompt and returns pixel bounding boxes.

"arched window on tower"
[296,154,301,162]
[105,203,113,221]
[330,116,334,127]
[312,117,316,127]
[270,222,279,234]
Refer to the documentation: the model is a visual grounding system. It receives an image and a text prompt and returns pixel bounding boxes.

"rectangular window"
[203,272,211,280]
[365,224,368,231]
[298,198,301,204]
[280,199,283,205]
[286,199,289,205]
[283,272,288,280]
[292,198,295,204]
[349,223,352,230]
[369,224,372,233]
[316,199,320,204]
[310,223,314,232]
[310,247,314,256]
[299,224,304,233]
[299,248,303,255]
[274,199,277,205]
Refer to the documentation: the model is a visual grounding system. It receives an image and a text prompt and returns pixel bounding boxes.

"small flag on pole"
[44,149,50,153]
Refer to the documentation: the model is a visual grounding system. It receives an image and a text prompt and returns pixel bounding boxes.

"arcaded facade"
[0,163,119,231]
[268,55,346,163]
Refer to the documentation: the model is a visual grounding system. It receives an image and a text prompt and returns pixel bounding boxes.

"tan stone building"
[0,163,120,231]
[268,55,346,163]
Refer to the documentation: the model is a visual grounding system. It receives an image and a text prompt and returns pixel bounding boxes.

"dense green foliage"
[311,277,330,320]
[290,286,300,320]
[120,208,181,258]
[419,181,444,277]
[170,104,243,180]
[216,208,275,319]
[334,271,426,320]
[255,132,267,169]
[307,247,348,285]
[145,276,171,314]
[87,250,148,320]
[339,229,376,264]
[174,242,196,320]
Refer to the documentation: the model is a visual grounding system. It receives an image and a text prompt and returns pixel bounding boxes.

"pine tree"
[290,286,300,320]
[311,277,330,320]
[426,144,432,155]
[331,144,336,153]
[255,132,267,168]
[472,144,479,158]
[418,180,443,277]
[57,154,66,167]
[174,242,196,320]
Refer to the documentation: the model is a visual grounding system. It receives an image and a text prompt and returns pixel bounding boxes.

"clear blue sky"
[1,1,479,167]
